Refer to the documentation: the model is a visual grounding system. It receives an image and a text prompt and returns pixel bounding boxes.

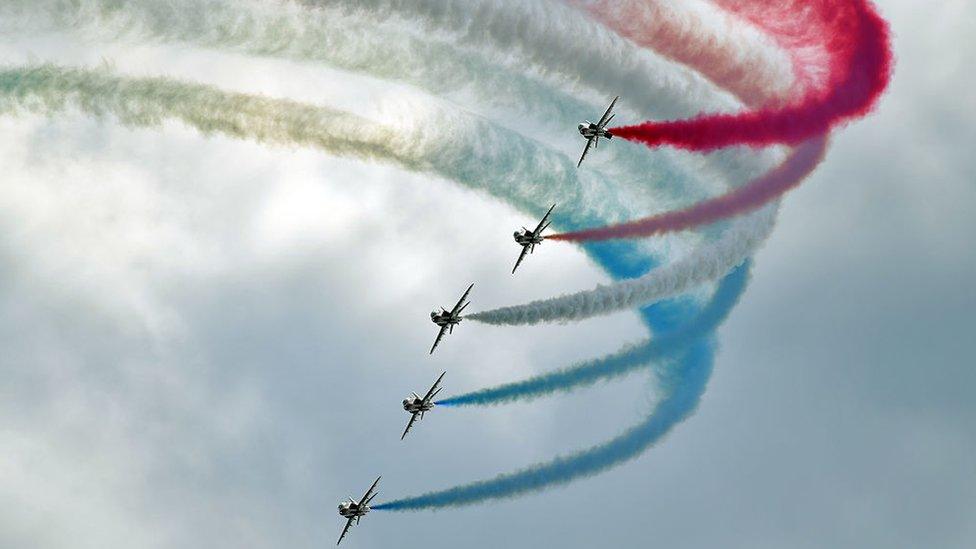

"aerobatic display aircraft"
[337,476,381,545]
[577,96,619,167]
[401,371,446,440]
[512,204,556,274]
[429,283,473,354]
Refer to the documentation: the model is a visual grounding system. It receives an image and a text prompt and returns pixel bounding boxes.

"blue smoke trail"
[373,223,736,510]
[436,260,750,407]
[373,340,715,510]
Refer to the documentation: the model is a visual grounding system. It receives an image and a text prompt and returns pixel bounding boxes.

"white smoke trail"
[470,204,777,325]
[0,0,726,120]
[0,0,781,191]
[0,63,688,247]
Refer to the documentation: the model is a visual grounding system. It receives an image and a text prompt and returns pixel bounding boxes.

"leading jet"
[401,371,446,440]
[512,204,556,274]
[337,476,380,545]
[429,283,474,354]
[577,95,619,167]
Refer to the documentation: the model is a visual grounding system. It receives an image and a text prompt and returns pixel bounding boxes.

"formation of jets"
[336,97,621,544]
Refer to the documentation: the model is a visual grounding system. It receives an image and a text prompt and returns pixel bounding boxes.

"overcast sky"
[0,1,973,548]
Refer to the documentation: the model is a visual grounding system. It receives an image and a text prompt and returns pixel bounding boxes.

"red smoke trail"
[551,135,827,242]
[566,0,797,107]
[611,0,893,151]
[550,0,891,242]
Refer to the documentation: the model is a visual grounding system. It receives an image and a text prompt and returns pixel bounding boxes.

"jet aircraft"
[577,96,619,167]
[429,283,474,354]
[512,204,556,274]
[401,371,446,440]
[337,476,380,545]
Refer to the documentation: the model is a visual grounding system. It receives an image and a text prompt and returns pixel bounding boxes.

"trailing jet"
[337,476,380,545]
[512,204,556,274]
[429,283,473,354]
[401,371,446,440]
[577,96,619,167]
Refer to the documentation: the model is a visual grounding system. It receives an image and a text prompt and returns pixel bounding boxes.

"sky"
[0,1,973,548]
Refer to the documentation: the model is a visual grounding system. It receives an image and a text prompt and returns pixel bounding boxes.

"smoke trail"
[0,64,678,247]
[438,261,749,407]
[470,204,775,326]
[1,0,762,269]
[375,340,714,510]
[568,0,795,105]
[547,135,826,242]
[1,0,780,192]
[608,0,893,151]
[537,0,867,243]
[0,0,731,122]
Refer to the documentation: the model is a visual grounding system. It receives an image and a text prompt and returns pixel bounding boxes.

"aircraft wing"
[597,96,619,127]
[429,324,448,354]
[577,138,594,168]
[422,371,447,402]
[532,204,556,236]
[357,476,381,507]
[401,411,420,440]
[337,517,354,546]
[450,283,475,315]
[512,244,531,274]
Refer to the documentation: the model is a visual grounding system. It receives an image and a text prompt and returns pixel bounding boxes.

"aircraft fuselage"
[338,502,368,519]
[514,231,544,246]
[403,397,436,413]
[431,311,461,327]
[578,121,613,140]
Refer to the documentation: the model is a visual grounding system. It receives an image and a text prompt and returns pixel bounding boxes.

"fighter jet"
[512,204,556,274]
[337,476,380,545]
[429,283,473,354]
[577,96,619,167]
[401,371,446,440]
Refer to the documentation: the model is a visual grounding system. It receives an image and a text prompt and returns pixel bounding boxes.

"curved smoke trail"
[376,340,715,511]
[0,63,670,249]
[548,135,826,242]
[609,0,893,151]
[438,260,749,407]
[1,0,752,265]
[568,0,795,104]
[470,204,775,326]
[544,0,891,243]
[0,0,779,190]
